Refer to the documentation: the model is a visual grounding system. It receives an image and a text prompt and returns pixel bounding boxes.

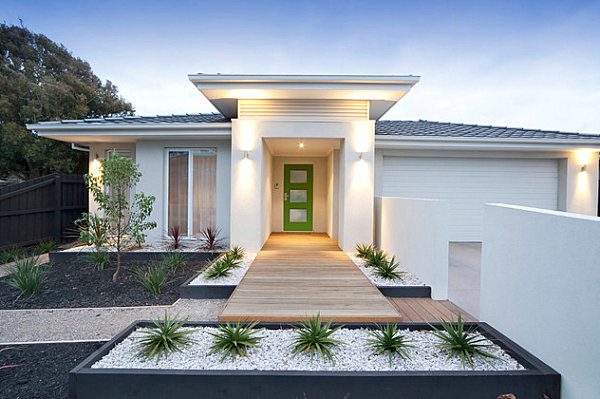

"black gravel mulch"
[0,341,103,399]
[0,259,208,310]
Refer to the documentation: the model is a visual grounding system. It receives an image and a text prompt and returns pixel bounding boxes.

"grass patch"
[6,256,49,296]
[82,250,110,270]
[134,263,168,294]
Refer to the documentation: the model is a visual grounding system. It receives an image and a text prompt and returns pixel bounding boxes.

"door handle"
[284,193,288,201]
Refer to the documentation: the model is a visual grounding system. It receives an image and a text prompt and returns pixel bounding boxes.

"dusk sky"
[2,0,599,133]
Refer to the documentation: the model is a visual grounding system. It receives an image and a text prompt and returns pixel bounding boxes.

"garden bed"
[69,321,560,399]
[0,257,216,309]
[0,341,104,399]
[50,248,220,264]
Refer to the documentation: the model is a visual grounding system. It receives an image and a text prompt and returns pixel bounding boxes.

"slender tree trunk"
[112,188,122,282]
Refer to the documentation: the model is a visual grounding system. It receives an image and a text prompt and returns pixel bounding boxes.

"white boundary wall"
[481,204,600,399]
[375,197,449,299]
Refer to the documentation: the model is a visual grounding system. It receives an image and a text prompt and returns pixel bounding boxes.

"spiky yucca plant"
[200,226,225,252]
[355,243,375,259]
[228,246,245,261]
[365,324,415,366]
[209,321,263,361]
[135,313,197,361]
[365,249,387,268]
[289,313,346,364]
[374,256,405,280]
[168,225,184,250]
[429,314,502,368]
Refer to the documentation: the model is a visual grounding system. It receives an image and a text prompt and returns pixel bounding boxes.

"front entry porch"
[219,233,403,322]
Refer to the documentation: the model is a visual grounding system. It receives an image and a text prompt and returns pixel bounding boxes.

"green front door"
[283,164,313,231]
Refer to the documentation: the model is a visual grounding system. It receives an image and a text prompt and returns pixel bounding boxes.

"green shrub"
[220,252,241,268]
[82,250,110,270]
[36,240,56,254]
[204,259,231,279]
[6,256,49,296]
[228,246,245,261]
[374,256,404,280]
[0,246,26,264]
[75,213,109,247]
[365,249,387,268]
[134,263,168,294]
[135,313,197,361]
[209,321,263,361]
[365,324,415,366]
[355,243,375,259]
[430,314,502,368]
[290,313,346,363]
[162,252,187,270]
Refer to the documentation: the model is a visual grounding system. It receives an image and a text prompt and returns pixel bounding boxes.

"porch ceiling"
[264,137,341,157]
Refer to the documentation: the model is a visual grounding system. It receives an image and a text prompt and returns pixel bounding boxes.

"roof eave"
[26,122,232,132]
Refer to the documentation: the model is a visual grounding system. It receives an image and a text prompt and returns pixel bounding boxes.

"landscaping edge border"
[179,274,432,299]
[49,250,221,264]
[68,321,560,399]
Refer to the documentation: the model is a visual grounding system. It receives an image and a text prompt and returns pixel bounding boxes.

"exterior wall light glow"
[242,150,249,158]
[359,152,364,160]
[580,164,587,172]
[298,142,304,149]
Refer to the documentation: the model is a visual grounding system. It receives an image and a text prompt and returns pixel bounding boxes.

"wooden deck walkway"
[219,233,403,322]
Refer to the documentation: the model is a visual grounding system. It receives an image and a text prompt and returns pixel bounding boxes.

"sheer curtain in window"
[168,151,188,233]
[192,150,217,237]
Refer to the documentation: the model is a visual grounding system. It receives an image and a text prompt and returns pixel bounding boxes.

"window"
[167,149,217,237]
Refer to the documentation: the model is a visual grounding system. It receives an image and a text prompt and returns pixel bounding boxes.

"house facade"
[28,74,600,252]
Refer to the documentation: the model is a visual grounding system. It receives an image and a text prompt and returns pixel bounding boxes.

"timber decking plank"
[219,233,402,322]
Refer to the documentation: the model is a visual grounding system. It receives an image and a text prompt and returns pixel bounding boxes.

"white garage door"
[382,157,559,241]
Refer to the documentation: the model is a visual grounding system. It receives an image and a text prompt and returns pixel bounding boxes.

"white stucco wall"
[261,143,273,245]
[135,139,231,244]
[480,204,600,399]
[231,120,374,252]
[326,150,340,239]
[270,156,328,233]
[375,196,449,299]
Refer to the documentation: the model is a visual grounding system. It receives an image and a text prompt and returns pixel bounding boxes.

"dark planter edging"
[50,250,221,264]
[377,285,431,298]
[179,272,236,299]
[69,321,560,399]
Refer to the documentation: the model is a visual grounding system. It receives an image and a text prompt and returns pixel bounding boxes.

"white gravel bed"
[347,254,425,287]
[188,253,256,286]
[63,241,219,253]
[92,326,524,372]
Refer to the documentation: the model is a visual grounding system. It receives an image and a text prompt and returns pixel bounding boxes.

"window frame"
[164,147,217,239]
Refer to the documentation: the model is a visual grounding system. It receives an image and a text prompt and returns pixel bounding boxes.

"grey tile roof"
[36,113,229,125]
[34,113,599,141]
[375,119,599,140]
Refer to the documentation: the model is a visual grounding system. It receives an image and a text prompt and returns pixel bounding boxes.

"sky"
[2,0,600,133]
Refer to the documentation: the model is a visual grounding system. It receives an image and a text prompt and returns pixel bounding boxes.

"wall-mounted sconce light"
[358,152,364,160]
[580,164,587,172]
[242,150,249,159]
[298,142,304,150]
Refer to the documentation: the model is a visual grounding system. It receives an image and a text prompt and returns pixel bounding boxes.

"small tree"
[84,151,156,281]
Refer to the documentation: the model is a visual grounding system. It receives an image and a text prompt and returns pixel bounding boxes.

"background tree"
[0,23,134,180]
[84,152,156,282]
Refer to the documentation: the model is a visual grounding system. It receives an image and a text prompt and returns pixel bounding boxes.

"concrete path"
[448,242,481,318]
[0,299,226,344]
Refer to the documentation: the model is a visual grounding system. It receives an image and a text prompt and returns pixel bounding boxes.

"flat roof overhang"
[188,74,420,120]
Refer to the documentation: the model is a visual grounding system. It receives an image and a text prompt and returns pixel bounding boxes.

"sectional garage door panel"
[382,157,559,241]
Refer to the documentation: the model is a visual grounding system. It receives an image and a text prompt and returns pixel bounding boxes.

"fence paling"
[0,173,88,249]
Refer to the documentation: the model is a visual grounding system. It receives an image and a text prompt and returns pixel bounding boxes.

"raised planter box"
[69,321,560,399]
[50,250,221,264]
[377,285,431,298]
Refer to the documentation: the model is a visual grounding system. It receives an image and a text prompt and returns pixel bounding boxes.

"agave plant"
[204,258,232,279]
[374,256,405,280]
[135,313,197,361]
[365,249,387,268]
[209,321,263,361]
[429,314,502,368]
[289,313,346,364]
[355,243,375,259]
[365,324,415,366]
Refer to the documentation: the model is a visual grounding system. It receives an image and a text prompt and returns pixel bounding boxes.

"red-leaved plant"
[200,226,225,252]
[168,226,183,250]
